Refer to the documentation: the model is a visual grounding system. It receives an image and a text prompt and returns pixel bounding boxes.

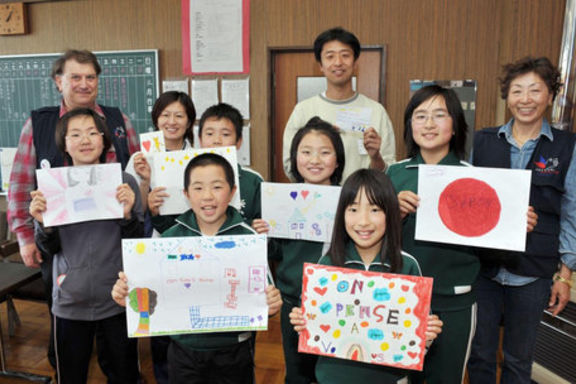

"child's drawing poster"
[299,263,433,371]
[150,147,241,215]
[122,234,269,337]
[261,182,341,243]
[36,163,123,227]
[415,165,531,251]
[140,131,166,153]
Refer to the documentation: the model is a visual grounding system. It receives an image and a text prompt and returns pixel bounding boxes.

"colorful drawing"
[415,165,532,251]
[261,182,341,242]
[140,131,166,153]
[150,147,241,215]
[299,263,433,371]
[0,147,17,192]
[128,287,158,336]
[122,234,268,337]
[36,163,123,227]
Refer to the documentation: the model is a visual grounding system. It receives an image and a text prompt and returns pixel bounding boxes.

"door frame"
[268,45,387,181]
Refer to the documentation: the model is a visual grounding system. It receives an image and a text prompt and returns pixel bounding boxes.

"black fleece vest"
[473,127,576,278]
[31,105,130,170]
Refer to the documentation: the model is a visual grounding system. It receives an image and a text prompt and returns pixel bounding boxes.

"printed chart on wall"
[299,263,433,371]
[122,234,268,337]
[0,50,159,148]
[415,164,531,251]
[261,182,341,243]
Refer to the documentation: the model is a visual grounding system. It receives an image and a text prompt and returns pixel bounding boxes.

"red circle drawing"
[438,178,501,237]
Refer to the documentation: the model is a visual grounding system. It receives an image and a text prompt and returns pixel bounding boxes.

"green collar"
[175,206,246,235]
[405,151,463,168]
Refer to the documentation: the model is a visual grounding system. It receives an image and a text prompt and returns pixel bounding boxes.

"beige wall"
[1,0,566,179]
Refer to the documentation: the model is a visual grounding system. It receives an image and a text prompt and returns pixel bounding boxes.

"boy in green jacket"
[113,153,281,383]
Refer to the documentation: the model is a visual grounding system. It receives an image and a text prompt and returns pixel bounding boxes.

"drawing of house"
[288,208,306,239]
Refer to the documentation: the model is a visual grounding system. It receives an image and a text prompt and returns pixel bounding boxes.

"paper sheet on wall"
[150,147,241,215]
[122,234,268,337]
[36,163,123,227]
[0,147,17,193]
[261,182,341,243]
[415,165,531,251]
[193,125,251,166]
[300,263,433,371]
[221,78,250,119]
[191,79,219,118]
[162,79,189,94]
[182,0,249,74]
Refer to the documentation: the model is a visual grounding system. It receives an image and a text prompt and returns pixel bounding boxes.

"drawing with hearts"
[299,263,433,371]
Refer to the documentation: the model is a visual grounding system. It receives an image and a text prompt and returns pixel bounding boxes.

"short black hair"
[289,116,345,185]
[55,108,112,164]
[183,153,235,191]
[403,85,468,160]
[198,103,243,142]
[500,56,562,100]
[313,27,361,63]
[151,91,196,145]
[328,169,403,272]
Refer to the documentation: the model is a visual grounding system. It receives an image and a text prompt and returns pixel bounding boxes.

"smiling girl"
[253,116,345,383]
[289,169,443,383]
[29,108,143,383]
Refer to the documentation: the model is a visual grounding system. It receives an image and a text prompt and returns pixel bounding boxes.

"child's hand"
[111,271,129,307]
[289,307,306,333]
[148,186,169,216]
[252,219,270,234]
[527,206,538,233]
[133,153,151,182]
[425,314,443,342]
[397,191,419,219]
[116,183,135,219]
[29,190,47,223]
[266,285,282,316]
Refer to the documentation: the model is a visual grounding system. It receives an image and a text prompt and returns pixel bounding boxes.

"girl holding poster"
[252,117,345,383]
[289,169,443,383]
[386,85,480,384]
[28,108,143,383]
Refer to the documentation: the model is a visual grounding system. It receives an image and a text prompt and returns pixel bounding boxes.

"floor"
[0,299,285,383]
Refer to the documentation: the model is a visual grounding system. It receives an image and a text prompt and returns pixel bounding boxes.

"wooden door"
[270,47,386,182]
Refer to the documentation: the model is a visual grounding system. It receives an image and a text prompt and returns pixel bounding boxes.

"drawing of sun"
[438,178,501,237]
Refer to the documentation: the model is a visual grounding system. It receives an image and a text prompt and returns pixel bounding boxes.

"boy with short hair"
[113,153,281,383]
[198,103,263,224]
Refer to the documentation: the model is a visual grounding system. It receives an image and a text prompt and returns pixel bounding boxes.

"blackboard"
[0,50,159,148]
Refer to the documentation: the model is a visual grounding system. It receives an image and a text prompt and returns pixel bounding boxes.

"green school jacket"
[314,242,420,383]
[387,152,480,310]
[150,164,262,233]
[164,206,259,350]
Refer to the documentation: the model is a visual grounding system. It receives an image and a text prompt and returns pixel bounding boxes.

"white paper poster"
[140,131,166,154]
[334,107,373,133]
[162,79,189,94]
[0,147,17,192]
[36,163,123,227]
[415,165,532,251]
[261,182,341,243]
[150,147,241,215]
[122,234,268,337]
[191,79,219,118]
[221,78,250,119]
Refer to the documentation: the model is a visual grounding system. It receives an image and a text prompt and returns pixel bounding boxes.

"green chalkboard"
[0,50,159,148]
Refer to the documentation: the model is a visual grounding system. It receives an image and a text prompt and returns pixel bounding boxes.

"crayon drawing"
[261,182,341,243]
[150,147,241,215]
[36,163,123,227]
[415,165,531,251]
[140,131,166,153]
[122,234,268,337]
[299,263,433,371]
